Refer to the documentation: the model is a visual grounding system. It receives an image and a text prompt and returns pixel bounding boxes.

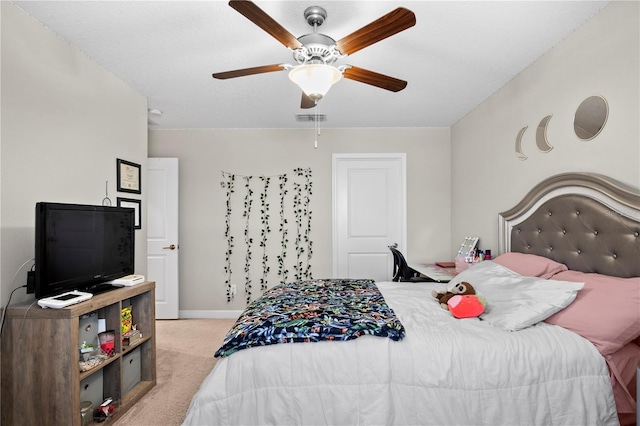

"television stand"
[2,281,156,425]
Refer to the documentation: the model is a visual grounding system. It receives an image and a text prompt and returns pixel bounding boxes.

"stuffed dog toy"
[431,281,476,310]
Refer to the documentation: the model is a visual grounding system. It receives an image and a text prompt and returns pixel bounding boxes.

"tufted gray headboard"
[499,173,640,278]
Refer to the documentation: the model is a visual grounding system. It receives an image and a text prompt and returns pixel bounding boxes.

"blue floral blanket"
[215,278,406,357]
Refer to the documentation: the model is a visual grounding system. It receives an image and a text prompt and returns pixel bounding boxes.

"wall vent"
[295,114,326,122]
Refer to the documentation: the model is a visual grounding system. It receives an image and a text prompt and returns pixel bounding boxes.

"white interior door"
[333,154,406,281]
[147,157,179,319]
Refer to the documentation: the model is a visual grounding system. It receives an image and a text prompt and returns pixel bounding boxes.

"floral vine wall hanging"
[293,168,313,280]
[277,174,289,285]
[221,168,314,304]
[258,176,271,292]
[242,176,253,303]
[221,174,235,302]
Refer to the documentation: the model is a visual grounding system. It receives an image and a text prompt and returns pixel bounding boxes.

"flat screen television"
[33,202,135,299]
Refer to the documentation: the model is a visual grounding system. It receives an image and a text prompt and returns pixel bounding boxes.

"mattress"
[183,281,618,426]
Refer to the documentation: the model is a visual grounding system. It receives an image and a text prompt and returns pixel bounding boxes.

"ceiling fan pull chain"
[314,102,319,149]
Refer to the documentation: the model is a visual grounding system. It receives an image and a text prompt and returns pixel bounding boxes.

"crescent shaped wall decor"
[515,126,528,161]
[535,115,554,153]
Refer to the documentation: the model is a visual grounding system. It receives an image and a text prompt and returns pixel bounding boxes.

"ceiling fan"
[212,1,416,109]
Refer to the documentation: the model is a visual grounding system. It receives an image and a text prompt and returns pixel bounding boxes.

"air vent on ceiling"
[295,114,326,122]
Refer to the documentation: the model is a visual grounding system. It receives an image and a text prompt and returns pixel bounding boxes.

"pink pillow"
[544,270,640,355]
[493,252,568,279]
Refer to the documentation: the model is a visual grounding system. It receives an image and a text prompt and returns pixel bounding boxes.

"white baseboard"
[178,310,242,319]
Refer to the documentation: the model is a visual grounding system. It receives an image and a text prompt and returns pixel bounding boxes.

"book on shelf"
[122,328,142,346]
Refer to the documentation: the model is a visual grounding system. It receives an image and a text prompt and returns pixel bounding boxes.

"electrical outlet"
[230,284,237,295]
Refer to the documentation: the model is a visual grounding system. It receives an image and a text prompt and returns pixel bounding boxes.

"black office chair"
[389,245,433,282]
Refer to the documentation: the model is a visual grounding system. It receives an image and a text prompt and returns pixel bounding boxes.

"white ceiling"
[12,1,610,129]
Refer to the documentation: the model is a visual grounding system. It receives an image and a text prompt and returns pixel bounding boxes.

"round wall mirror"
[574,95,608,140]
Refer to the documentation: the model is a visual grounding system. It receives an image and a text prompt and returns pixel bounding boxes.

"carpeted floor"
[113,318,235,426]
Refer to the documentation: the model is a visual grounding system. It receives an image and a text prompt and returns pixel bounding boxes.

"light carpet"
[113,318,235,426]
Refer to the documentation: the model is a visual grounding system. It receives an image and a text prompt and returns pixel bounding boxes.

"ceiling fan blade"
[212,64,285,79]
[229,1,302,50]
[301,92,316,109]
[343,66,407,92]
[335,7,416,56]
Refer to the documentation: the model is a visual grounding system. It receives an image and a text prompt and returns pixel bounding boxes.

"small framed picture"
[117,159,141,194]
[117,197,142,230]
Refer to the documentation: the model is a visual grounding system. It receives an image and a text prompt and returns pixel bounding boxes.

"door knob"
[163,244,176,250]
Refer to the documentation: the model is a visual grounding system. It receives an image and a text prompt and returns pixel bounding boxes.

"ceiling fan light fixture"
[289,64,342,101]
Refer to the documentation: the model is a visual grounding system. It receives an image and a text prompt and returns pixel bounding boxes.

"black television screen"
[34,202,135,299]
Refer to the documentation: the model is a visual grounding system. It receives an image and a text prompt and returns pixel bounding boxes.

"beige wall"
[4,0,637,317]
[148,128,451,313]
[1,3,148,305]
[451,0,640,254]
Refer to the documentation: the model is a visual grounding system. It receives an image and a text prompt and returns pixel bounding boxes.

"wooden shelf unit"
[1,281,156,425]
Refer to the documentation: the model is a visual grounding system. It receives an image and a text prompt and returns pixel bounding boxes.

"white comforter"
[183,281,618,426]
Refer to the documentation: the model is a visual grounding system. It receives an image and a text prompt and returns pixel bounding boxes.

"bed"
[183,172,640,426]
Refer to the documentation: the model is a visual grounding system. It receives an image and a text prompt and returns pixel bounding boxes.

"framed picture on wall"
[117,158,141,194]
[117,197,142,230]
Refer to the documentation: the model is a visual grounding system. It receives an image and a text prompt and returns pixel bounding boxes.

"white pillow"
[447,261,584,331]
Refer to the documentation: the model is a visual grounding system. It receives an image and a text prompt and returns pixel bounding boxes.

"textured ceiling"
[12,1,610,129]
